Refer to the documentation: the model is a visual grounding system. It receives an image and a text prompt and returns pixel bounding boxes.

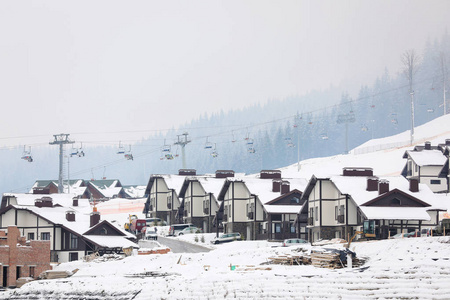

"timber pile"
[39,269,78,279]
[267,255,303,265]
[311,252,343,269]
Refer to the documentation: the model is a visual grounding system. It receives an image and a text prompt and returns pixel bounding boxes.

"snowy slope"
[281,113,450,179]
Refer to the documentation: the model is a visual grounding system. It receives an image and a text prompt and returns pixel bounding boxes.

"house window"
[291,197,300,204]
[315,207,318,221]
[27,232,35,240]
[339,205,344,216]
[290,223,296,233]
[335,206,338,220]
[69,233,78,249]
[275,223,281,233]
[391,198,401,206]
[69,252,78,262]
[16,266,21,280]
[29,266,35,278]
[431,180,441,185]
[41,232,50,240]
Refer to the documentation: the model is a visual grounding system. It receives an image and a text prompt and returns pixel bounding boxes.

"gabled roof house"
[0,195,137,263]
[402,141,449,193]
[302,167,446,242]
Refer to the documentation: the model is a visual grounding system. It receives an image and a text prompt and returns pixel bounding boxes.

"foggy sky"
[0,0,449,147]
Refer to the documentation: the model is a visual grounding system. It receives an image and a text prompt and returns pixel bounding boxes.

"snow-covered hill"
[281,113,450,179]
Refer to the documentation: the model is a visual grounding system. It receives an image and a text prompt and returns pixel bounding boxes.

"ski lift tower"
[174,132,191,169]
[337,111,355,154]
[50,134,75,193]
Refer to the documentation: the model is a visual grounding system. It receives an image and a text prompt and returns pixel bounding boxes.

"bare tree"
[402,49,421,145]
[438,51,448,115]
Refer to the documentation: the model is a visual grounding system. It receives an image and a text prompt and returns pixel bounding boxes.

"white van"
[169,224,194,236]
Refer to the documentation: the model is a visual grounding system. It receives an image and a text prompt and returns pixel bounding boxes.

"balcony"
[307,217,313,226]
[247,212,254,220]
[337,214,345,224]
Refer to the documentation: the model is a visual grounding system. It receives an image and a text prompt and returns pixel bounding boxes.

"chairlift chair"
[320,134,329,140]
[211,144,218,158]
[70,147,78,157]
[165,153,174,160]
[117,142,125,154]
[427,108,434,113]
[248,147,256,154]
[204,137,213,149]
[285,137,294,147]
[21,146,33,162]
[247,138,254,146]
[361,125,369,132]
[124,145,133,160]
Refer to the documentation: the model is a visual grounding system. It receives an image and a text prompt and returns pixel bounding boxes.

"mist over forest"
[2,31,449,194]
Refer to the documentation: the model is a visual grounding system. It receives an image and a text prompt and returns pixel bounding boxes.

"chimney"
[343,167,373,177]
[90,211,101,227]
[446,139,450,146]
[272,179,281,192]
[378,180,389,195]
[281,180,290,194]
[366,177,379,191]
[179,169,196,176]
[72,197,79,207]
[260,170,282,179]
[409,177,419,192]
[424,141,431,150]
[66,211,75,222]
[215,170,235,178]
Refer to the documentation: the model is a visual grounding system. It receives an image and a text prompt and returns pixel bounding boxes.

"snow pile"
[4,237,450,299]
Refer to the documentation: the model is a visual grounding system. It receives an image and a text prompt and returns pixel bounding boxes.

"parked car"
[169,224,194,236]
[211,233,241,244]
[282,238,308,247]
[145,217,167,226]
[177,226,202,236]
[145,227,158,240]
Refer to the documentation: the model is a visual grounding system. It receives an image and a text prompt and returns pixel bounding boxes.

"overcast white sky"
[0,0,449,147]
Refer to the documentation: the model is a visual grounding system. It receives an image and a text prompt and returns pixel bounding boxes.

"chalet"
[0,197,137,263]
[143,170,188,224]
[178,170,233,233]
[302,167,446,243]
[217,170,308,241]
[29,179,90,198]
[1,193,91,211]
[0,226,51,288]
[87,179,127,201]
[402,141,448,193]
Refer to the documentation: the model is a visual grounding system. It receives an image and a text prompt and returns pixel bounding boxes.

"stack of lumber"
[39,269,76,279]
[268,255,303,265]
[311,252,343,269]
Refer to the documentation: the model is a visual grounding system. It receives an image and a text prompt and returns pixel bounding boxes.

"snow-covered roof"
[2,193,91,212]
[264,205,303,214]
[329,175,445,210]
[360,206,431,221]
[83,235,138,248]
[243,177,307,205]
[122,185,147,198]
[406,150,447,166]
[152,174,186,194]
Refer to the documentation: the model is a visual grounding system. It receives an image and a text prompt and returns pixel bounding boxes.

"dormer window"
[391,198,401,206]
[290,197,300,204]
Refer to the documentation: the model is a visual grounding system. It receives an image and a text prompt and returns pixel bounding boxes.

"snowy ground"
[4,236,450,299]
